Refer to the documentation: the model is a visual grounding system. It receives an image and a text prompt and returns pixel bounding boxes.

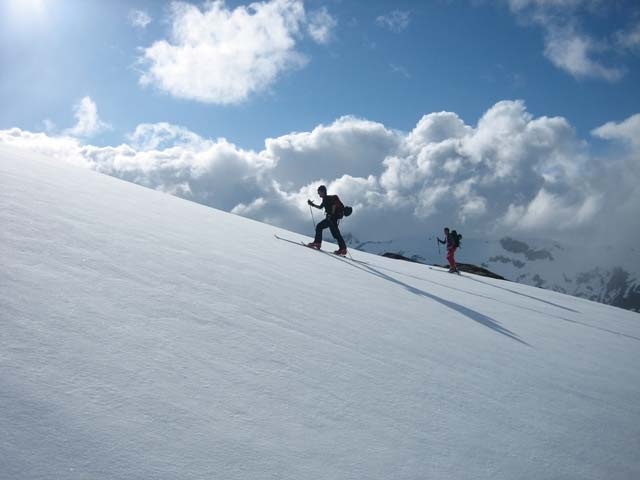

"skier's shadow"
[363,260,640,342]
[328,254,530,346]
[464,276,579,313]
[356,259,579,314]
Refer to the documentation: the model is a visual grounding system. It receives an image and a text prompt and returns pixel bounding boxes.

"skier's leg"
[328,219,347,250]
[315,219,330,244]
[447,248,455,270]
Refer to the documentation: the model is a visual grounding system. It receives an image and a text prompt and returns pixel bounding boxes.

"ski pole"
[309,204,316,229]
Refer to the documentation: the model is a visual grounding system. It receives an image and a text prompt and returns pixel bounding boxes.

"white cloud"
[0,128,92,168]
[375,10,410,33]
[2,99,639,246]
[129,9,152,29]
[407,111,472,148]
[501,188,602,230]
[138,0,333,104]
[2,124,274,213]
[506,0,626,81]
[265,116,402,189]
[127,122,204,151]
[543,25,624,81]
[379,101,589,230]
[92,131,274,211]
[592,113,640,148]
[307,7,337,44]
[64,97,110,138]
[588,117,640,243]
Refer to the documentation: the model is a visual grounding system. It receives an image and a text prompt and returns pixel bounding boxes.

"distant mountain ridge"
[345,234,640,313]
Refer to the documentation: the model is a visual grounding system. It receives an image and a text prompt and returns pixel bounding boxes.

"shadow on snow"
[326,252,531,347]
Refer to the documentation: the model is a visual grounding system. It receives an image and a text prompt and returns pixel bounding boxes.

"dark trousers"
[315,217,346,250]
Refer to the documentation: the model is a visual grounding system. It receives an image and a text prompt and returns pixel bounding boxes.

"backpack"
[334,195,353,220]
[450,230,462,248]
[332,195,345,218]
[330,196,353,219]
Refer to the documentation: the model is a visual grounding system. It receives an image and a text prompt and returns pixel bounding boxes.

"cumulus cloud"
[506,0,627,81]
[2,99,639,247]
[64,97,110,138]
[589,114,640,244]
[129,9,152,29]
[93,128,274,211]
[376,100,596,236]
[375,10,411,33]
[265,115,402,189]
[502,188,602,231]
[2,124,276,215]
[0,128,91,168]
[138,0,335,104]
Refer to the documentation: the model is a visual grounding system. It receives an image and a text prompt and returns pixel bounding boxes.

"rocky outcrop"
[381,252,506,280]
[500,237,554,261]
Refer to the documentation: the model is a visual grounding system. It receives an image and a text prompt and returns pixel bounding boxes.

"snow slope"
[2,144,640,480]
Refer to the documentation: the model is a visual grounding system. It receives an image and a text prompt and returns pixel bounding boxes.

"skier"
[437,227,459,273]
[306,185,348,256]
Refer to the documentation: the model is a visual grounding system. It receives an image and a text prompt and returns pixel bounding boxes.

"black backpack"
[450,230,462,248]
[333,196,353,219]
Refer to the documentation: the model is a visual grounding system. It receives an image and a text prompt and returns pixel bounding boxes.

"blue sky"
[1,0,640,246]
[2,0,639,147]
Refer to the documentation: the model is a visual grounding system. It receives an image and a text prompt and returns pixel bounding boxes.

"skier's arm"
[437,237,446,245]
[307,199,322,209]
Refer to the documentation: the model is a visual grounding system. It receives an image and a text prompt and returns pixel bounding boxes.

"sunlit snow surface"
[2,145,640,479]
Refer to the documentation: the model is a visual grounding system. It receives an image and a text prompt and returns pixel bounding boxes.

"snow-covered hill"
[2,145,640,479]
[346,234,640,313]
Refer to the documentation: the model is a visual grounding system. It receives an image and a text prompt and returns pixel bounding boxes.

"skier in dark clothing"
[307,185,348,256]
[437,227,459,273]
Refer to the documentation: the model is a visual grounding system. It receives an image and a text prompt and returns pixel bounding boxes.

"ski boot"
[334,248,348,256]
[306,242,321,249]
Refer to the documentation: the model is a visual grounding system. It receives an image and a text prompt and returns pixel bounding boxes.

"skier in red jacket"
[437,227,460,273]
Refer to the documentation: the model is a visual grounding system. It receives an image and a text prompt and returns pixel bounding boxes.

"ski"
[273,234,314,249]
[428,266,463,276]
[274,234,369,264]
